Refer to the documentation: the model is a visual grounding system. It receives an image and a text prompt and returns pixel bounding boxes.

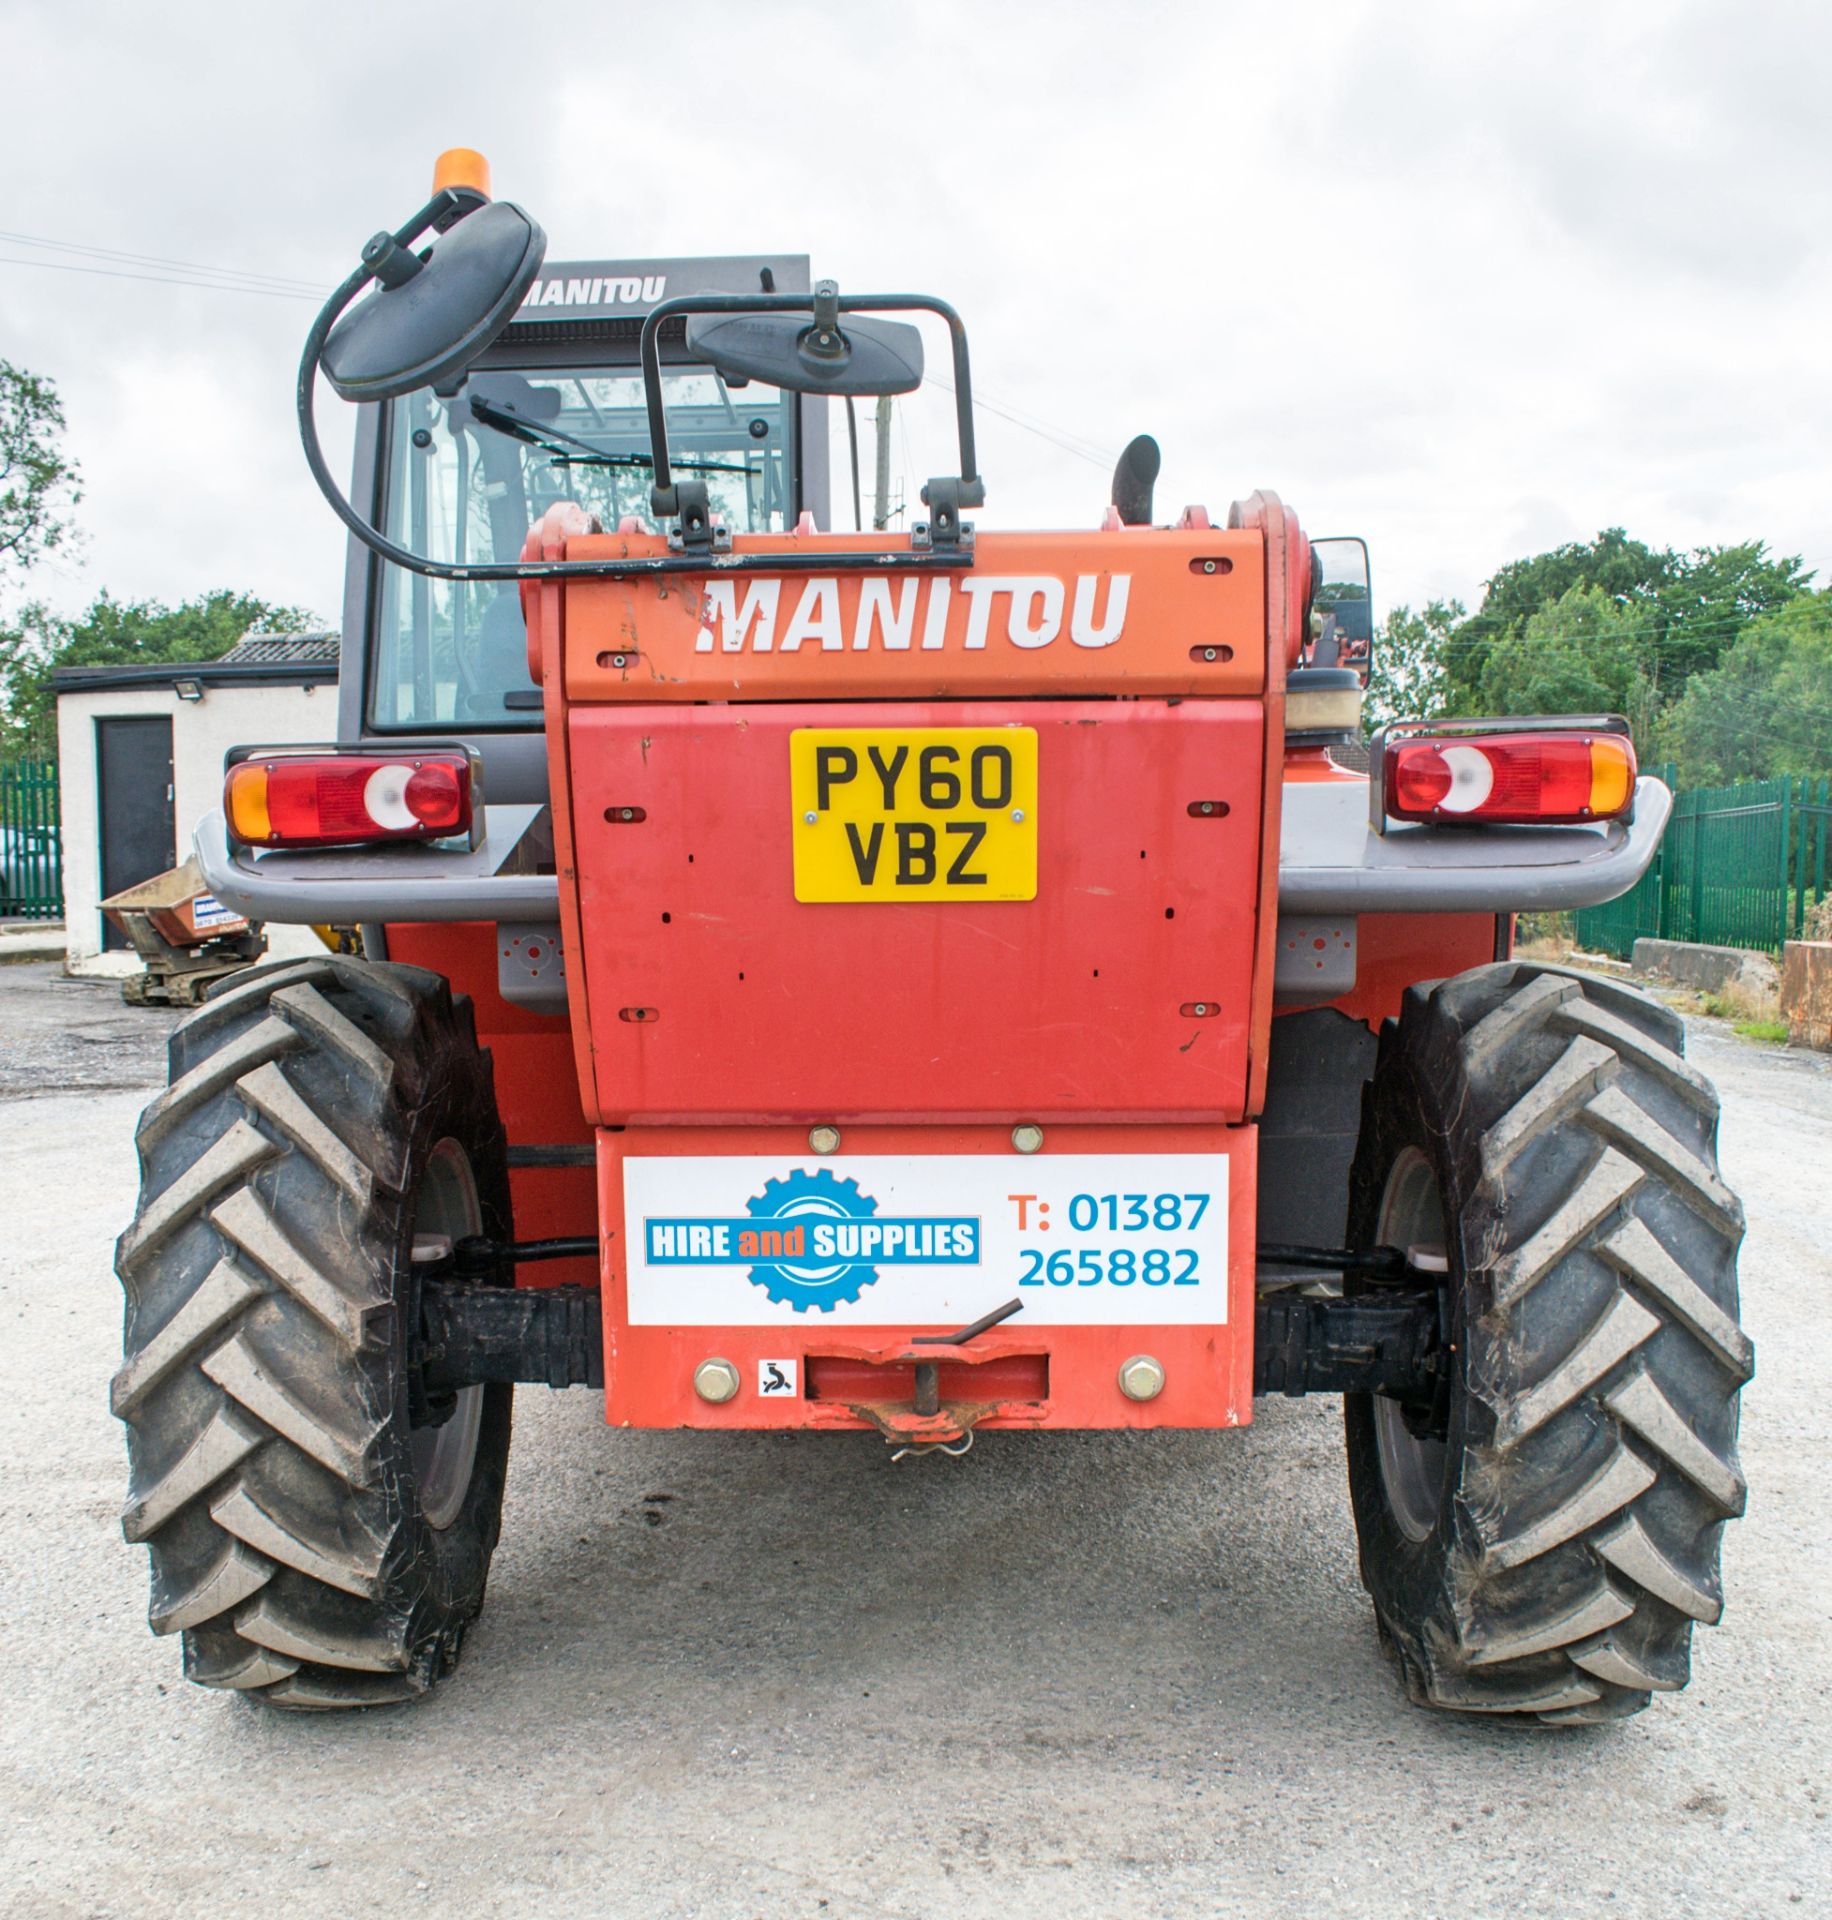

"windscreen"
[371,366,792,728]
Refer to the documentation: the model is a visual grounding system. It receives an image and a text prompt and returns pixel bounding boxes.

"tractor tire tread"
[1348,960,1749,1724]
[116,956,511,1710]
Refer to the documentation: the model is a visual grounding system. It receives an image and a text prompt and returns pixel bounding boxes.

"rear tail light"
[1380,728,1636,825]
[225,752,477,849]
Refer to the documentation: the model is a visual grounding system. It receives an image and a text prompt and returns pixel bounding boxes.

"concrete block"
[1631,938,1780,998]
[1782,941,1832,1051]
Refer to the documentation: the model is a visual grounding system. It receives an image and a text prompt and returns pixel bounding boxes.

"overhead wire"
[0,227,323,294]
[0,253,318,299]
[0,235,1129,481]
[1421,604,1819,664]
[921,371,1118,471]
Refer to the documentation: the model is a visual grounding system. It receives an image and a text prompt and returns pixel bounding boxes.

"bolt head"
[1191,1003,1208,1017]
[1117,1354,1166,1402]
[1010,808,1026,824]
[1202,559,1217,574]
[809,1124,841,1155]
[1011,1123,1044,1155]
[804,810,818,825]
[693,1358,741,1404]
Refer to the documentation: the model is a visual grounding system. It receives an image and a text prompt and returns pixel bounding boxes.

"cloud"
[0,0,1825,639]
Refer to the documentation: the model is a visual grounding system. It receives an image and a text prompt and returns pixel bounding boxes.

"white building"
[54,634,340,976]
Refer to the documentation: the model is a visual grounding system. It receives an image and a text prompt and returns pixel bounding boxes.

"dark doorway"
[97,716,176,951]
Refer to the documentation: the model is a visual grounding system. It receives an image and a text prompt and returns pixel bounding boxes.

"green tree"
[1441,529,1807,716]
[1364,599,1461,732]
[1463,586,1662,747]
[0,589,315,756]
[1647,540,1809,685]
[1445,529,1667,704]
[0,360,82,575]
[1660,590,1832,786]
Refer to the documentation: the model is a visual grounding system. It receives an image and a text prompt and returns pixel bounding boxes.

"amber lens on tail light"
[225,754,474,849]
[1383,732,1637,825]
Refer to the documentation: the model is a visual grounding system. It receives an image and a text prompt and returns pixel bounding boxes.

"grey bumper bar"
[1277,777,1671,915]
[197,776,1671,928]
[193,807,561,924]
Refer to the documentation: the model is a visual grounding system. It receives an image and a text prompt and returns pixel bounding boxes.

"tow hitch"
[860,1297,1032,1460]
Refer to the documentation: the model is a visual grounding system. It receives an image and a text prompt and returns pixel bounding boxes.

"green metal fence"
[1574,772,1832,959]
[0,758,63,920]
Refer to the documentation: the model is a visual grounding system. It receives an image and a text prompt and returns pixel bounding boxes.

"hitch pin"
[909,1296,1025,1418]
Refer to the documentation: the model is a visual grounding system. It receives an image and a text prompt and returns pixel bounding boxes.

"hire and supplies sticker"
[623,1154,1229,1326]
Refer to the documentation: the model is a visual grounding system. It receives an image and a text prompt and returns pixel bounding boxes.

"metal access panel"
[566,698,1267,1125]
[596,1121,1259,1432]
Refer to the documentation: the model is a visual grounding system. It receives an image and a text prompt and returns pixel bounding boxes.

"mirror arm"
[640,291,984,519]
[938,303,983,507]
[294,188,514,580]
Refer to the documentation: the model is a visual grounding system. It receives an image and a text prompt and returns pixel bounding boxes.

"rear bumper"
[193,803,559,924]
[196,774,1673,928]
[1278,775,1671,914]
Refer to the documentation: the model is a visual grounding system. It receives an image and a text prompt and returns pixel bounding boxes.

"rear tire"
[1345,962,1752,1723]
[114,954,513,1709]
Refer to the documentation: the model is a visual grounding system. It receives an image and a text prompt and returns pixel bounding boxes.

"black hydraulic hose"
[1257,1243,1413,1281]
[508,1237,600,1264]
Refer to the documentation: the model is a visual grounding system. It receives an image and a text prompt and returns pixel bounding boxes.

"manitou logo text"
[694,574,1131,654]
[518,274,667,309]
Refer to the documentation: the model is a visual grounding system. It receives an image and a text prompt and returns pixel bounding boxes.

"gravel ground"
[0,960,178,1099]
[1,971,1827,1919]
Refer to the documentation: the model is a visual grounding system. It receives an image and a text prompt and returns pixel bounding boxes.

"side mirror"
[685,302,924,397]
[643,285,983,528]
[321,200,546,403]
[1310,535,1373,677]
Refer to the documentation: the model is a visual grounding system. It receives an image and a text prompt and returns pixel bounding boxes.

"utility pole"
[872,394,893,531]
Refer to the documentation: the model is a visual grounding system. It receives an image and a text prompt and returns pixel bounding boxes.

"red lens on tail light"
[225,753,474,848]
[1381,732,1636,825]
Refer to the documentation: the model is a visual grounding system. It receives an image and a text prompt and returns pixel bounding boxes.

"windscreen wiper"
[466,396,749,476]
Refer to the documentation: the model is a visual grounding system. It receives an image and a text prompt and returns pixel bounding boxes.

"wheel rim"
[411,1138,485,1531]
[1372,1146,1449,1544]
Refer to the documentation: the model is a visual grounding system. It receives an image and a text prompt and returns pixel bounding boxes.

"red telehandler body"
[115,155,1749,1720]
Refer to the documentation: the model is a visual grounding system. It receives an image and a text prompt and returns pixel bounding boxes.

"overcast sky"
[3,0,1828,631]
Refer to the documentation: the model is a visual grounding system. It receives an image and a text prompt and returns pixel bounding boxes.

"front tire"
[114,955,513,1709]
[1345,962,1753,1723]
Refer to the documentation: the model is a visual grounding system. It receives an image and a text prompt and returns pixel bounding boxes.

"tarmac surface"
[1,961,1827,1918]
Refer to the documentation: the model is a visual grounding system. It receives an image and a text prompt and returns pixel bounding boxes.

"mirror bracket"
[805,279,844,360]
[912,475,975,555]
[359,230,425,291]
[664,480,730,557]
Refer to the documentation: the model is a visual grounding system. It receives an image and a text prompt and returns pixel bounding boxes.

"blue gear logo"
[744,1167,881,1312]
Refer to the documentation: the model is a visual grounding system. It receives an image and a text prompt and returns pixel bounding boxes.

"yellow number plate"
[790,727,1038,902]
